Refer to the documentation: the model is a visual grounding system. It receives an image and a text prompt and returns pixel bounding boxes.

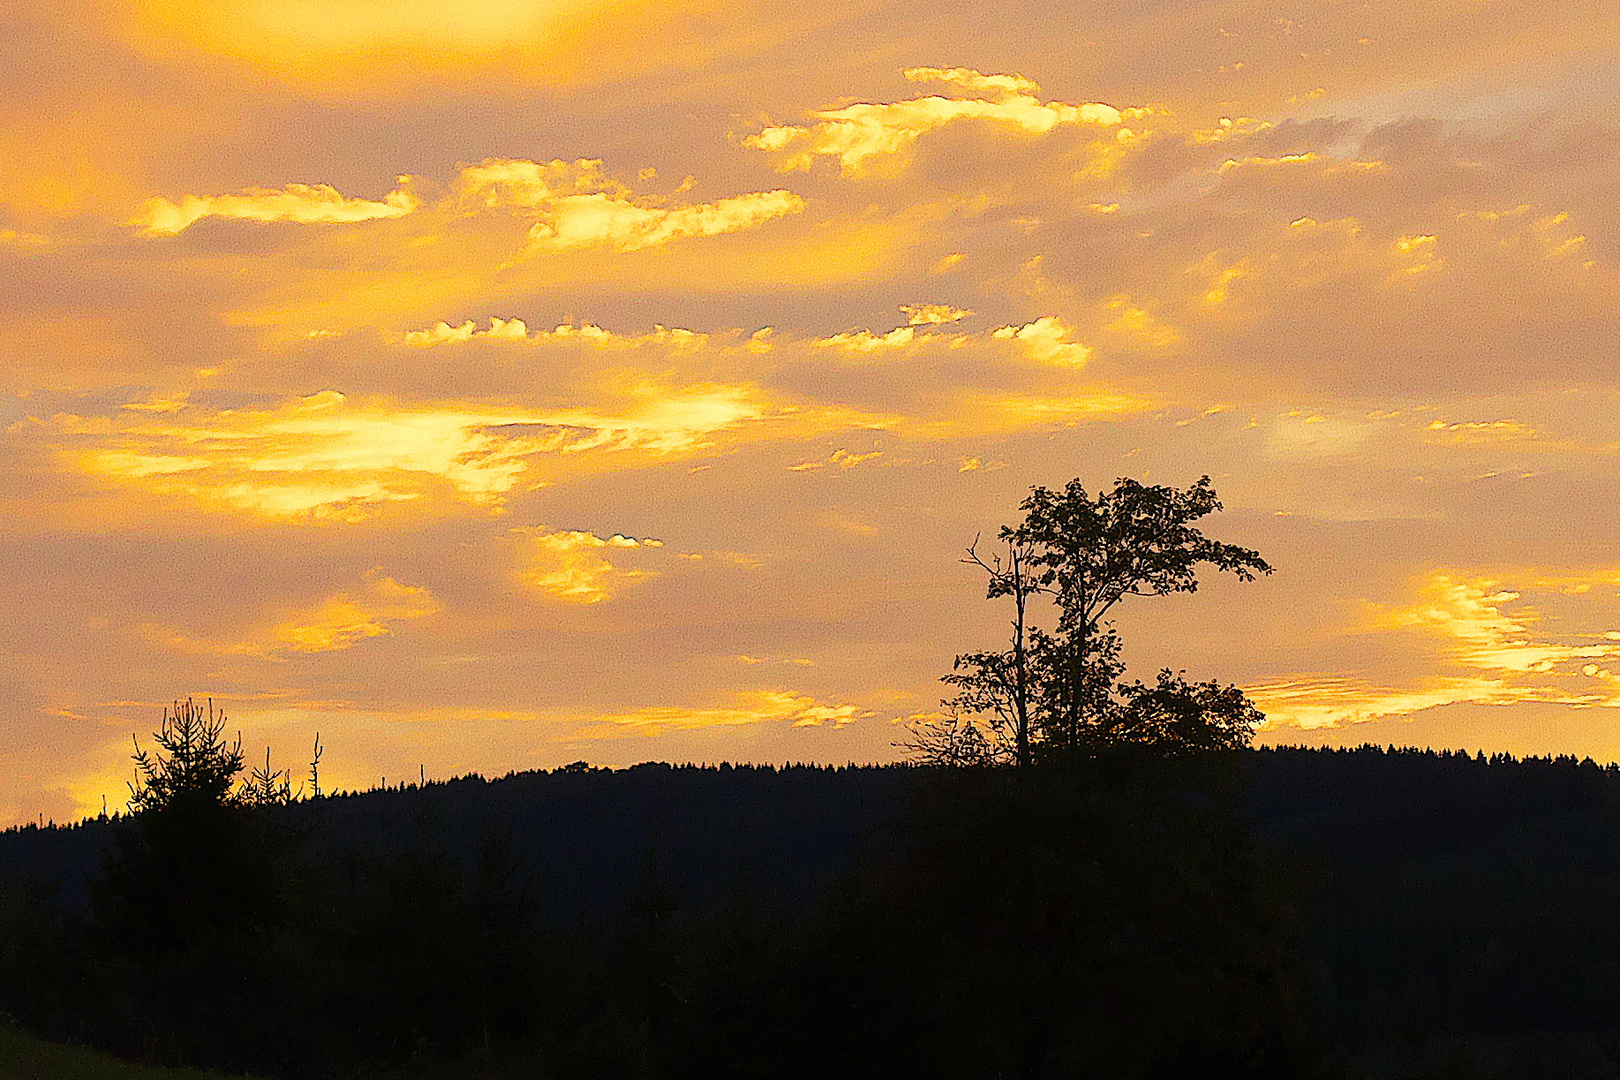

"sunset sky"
[3,0,1619,824]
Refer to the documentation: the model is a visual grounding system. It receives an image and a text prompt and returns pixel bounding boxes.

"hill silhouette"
[3,747,1620,1077]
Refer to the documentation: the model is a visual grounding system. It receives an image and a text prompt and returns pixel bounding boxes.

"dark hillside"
[291,761,908,916]
[0,762,908,917]
[1252,746,1620,1073]
[6,748,1620,1077]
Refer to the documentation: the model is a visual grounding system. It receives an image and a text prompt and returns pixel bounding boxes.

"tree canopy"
[927,475,1271,765]
[127,698,245,815]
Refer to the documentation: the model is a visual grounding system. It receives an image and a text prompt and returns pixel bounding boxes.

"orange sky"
[4,0,1620,824]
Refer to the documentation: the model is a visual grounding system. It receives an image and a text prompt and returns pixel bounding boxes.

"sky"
[3,0,1620,825]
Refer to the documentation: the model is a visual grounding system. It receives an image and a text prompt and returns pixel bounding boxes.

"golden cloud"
[140,568,440,656]
[33,311,1142,527]
[745,67,1123,176]
[1247,676,1536,730]
[787,448,883,471]
[133,159,802,256]
[1254,573,1620,729]
[1180,212,1461,322]
[54,381,770,520]
[393,314,1133,443]
[528,190,804,254]
[810,314,1089,366]
[64,390,542,518]
[901,303,974,325]
[403,317,531,347]
[1423,417,1539,445]
[904,67,1040,96]
[0,228,52,249]
[573,690,866,736]
[451,158,803,253]
[1460,206,1591,261]
[1376,575,1617,674]
[508,526,664,604]
[131,182,419,236]
[271,571,442,652]
[1099,296,1181,350]
[817,326,917,352]
[989,316,1091,365]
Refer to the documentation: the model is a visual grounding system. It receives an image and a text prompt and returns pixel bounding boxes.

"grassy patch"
[0,1024,263,1080]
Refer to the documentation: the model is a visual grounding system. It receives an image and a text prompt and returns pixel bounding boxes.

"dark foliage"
[125,698,245,816]
[5,749,1620,1077]
[1254,745,1620,1077]
[935,476,1272,764]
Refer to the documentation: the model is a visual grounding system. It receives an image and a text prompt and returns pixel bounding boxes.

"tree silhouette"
[949,534,1040,767]
[95,698,279,959]
[928,476,1271,763]
[127,697,244,814]
[903,705,1009,766]
[239,745,298,807]
[1108,668,1264,753]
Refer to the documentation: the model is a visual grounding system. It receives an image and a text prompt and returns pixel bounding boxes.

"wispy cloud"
[132,183,420,236]
[451,158,803,253]
[570,690,866,736]
[131,159,802,256]
[46,379,774,519]
[1253,573,1620,729]
[745,67,1125,175]
[139,568,440,656]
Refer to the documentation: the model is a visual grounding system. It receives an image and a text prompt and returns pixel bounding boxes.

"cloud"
[809,314,1088,367]
[901,303,973,325]
[403,317,530,346]
[1253,573,1620,729]
[1247,676,1537,730]
[51,382,769,520]
[270,571,442,652]
[787,448,882,471]
[60,390,545,518]
[745,67,1123,176]
[132,159,802,256]
[140,568,440,656]
[990,316,1091,365]
[528,189,804,254]
[131,183,419,236]
[21,308,1141,530]
[508,526,664,604]
[449,158,803,253]
[574,690,866,736]
[905,67,1040,96]
[0,229,52,249]
[815,507,878,536]
[118,0,837,94]
[1423,418,1539,445]
[817,326,916,352]
[1263,410,1379,461]
[388,314,1122,442]
[1376,574,1617,674]
[1099,296,1181,350]
[401,318,705,350]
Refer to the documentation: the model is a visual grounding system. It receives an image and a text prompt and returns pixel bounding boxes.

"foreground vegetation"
[0,1019,263,1079]
[0,752,1316,1078]
[5,748,1620,1077]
